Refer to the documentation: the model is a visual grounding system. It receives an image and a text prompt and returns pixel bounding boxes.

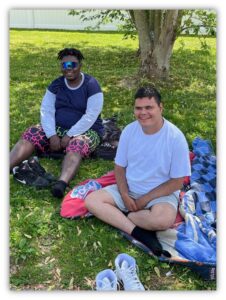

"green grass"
[10,29,216,291]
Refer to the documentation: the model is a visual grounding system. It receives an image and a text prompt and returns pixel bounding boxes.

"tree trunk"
[133,10,183,80]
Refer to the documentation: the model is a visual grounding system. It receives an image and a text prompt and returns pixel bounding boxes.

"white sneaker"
[95,269,118,291]
[115,253,145,291]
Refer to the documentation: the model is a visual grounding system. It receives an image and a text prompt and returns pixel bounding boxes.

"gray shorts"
[103,184,179,212]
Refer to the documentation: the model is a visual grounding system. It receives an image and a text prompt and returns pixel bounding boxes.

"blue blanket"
[176,137,216,262]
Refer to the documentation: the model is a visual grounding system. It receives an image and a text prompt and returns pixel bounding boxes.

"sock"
[51,180,67,198]
[131,226,170,257]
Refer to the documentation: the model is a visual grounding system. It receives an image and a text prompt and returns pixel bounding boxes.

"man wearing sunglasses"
[10,48,104,198]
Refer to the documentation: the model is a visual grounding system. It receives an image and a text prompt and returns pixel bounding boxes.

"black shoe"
[27,156,56,182]
[12,161,50,188]
[51,180,67,198]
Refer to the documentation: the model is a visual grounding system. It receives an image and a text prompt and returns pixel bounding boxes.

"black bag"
[93,116,121,160]
[94,142,117,160]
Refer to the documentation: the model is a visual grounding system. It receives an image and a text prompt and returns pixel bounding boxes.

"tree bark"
[133,10,153,78]
[133,10,183,80]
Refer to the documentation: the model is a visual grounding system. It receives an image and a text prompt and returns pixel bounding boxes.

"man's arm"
[114,164,138,212]
[135,177,184,210]
[66,92,103,137]
[40,89,57,138]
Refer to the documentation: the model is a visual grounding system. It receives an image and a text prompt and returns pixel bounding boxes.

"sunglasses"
[61,61,79,70]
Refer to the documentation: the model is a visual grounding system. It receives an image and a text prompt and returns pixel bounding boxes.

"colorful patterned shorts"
[22,124,100,158]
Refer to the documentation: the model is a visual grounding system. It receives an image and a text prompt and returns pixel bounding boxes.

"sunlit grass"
[10,29,216,291]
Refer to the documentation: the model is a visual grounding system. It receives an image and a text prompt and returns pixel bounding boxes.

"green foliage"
[69,9,216,39]
[10,29,216,291]
[69,9,136,39]
[180,9,217,36]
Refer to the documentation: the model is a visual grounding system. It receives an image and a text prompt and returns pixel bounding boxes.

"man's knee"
[149,213,176,231]
[147,204,177,231]
[85,190,106,210]
[85,190,114,211]
[66,151,82,159]
[84,192,97,210]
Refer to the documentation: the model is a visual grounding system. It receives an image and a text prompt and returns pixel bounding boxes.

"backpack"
[93,116,121,160]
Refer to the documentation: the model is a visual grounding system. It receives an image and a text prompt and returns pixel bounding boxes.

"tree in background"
[69,9,216,80]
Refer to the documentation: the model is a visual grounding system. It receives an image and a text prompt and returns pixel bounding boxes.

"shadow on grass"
[10,42,216,150]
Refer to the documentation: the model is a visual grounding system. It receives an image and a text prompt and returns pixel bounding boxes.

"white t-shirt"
[115,118,191,195]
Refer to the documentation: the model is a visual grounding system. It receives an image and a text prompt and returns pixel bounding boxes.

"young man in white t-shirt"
[85,86,191,256]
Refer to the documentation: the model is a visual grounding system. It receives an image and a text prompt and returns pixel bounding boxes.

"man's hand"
[135,177,185,210]
[49,135,61,152]
[61,135,71,149]
[135,196,149,210]
[122,194,138,212]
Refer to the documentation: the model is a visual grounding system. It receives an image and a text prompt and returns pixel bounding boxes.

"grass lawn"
[10,29,216,291]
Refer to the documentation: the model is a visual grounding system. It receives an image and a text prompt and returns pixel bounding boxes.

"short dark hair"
[134,86,161,106]
[57,48,84,62]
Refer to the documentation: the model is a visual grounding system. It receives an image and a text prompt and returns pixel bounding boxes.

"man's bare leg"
[51,152,82,198]
[127,203,177,231]
[85,189,135,234]
[85,189,167,256]
[10,139,35,170]
[59,152,82,184]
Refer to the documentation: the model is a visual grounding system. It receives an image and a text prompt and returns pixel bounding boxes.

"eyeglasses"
[61,61,79,70]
